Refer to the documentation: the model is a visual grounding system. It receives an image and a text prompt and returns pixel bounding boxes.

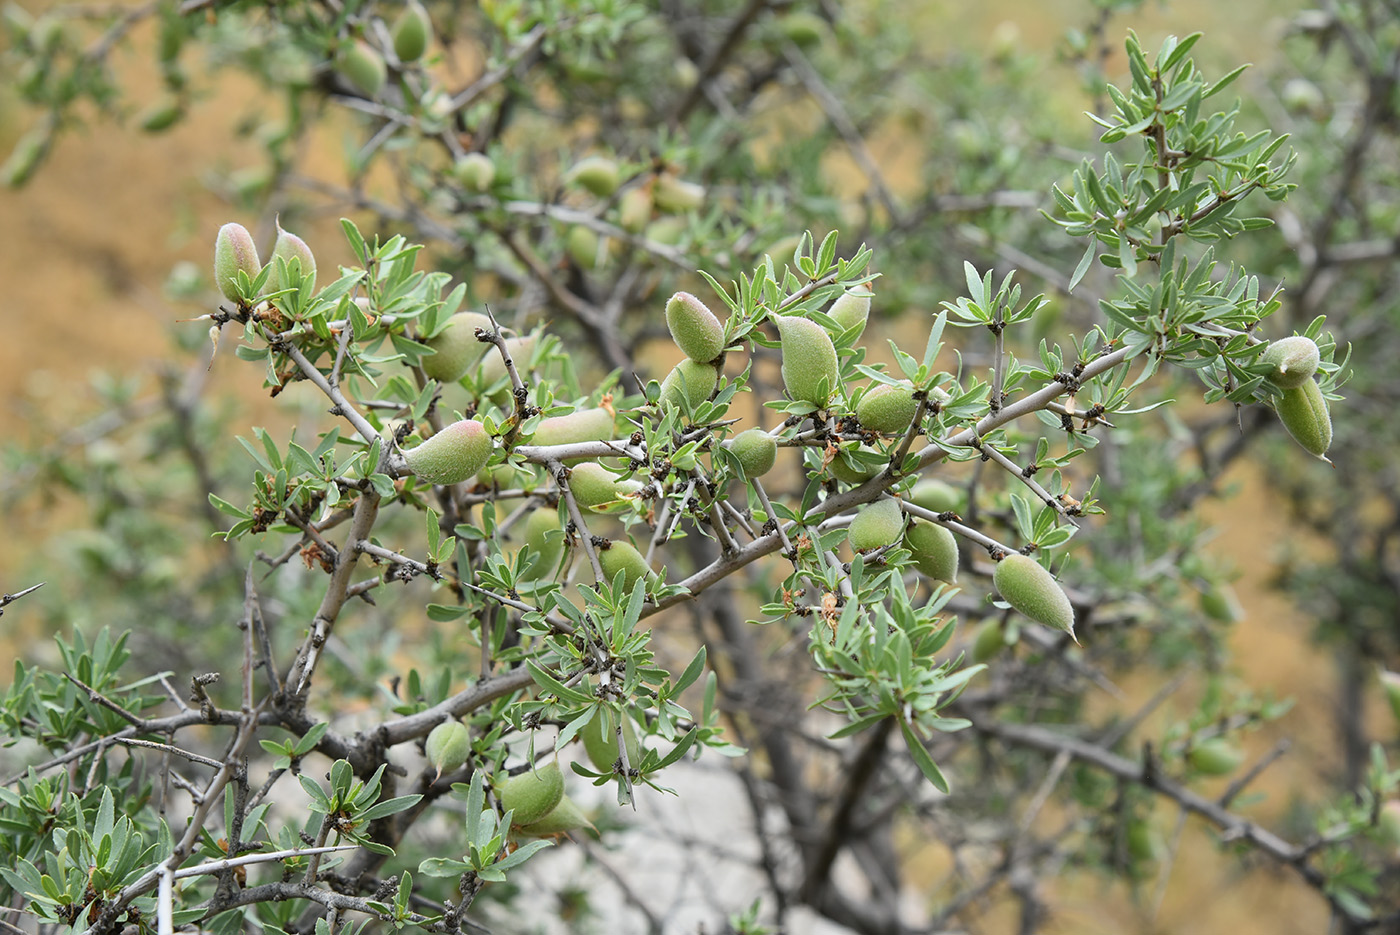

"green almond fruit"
[847,498,903,552]
[424,720,470,779]
[568,462,628,512]
[665,292,726,363]
[659,359,719,413]
[970,618,1007,663]
[517,792,595,837]
[422,311,492,383]
[403,419,493,486]
[1187,738,1244,776]
[581,709,642,772]
[730,428,777,477]
[1381,669,1400,726]
[645,216,687,246]
[1378,800,1400,853]
[1198,582,1244,624]
[909,478,962,514]
[1261,336,1321,389]
[477,334,535,388]
[618,186,653,233]
[828,446,880,485]
[499,761,564,827]
[905,520,958,583]
[857,383,918,434]
[268,223,316,294]
[391,0,432,62]
[1275,378,1332,460]
[519,506,564,582]
[1126,821,1162,863]
[776,315,839,407]
[213,222,261,303]
[596,540,653,591]
[779,11,829,49]
[532,407,616,448]
[1,126,48,188]
[567,225,612,271]
[653,174,705,213]
[828,288,871,339]
[993,553,1075,638]
[336,39,386,97]
[454,152,496,193]
[568,156,620,197]
[137,95,183,133]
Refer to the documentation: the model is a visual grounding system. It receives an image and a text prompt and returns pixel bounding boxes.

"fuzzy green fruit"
[1381,669,1400,726]
[581,709,641,772]
[653,174,705,213]
[422,312,492,383]
[568,156,620,197]
[519,507,564,582]
[516,793,595,837]
[857,383,918,434]
[391,0,432,62]
[567,225,612,271]
[905,520,958,583]
[568,462,630,512]
[730,428,777,477]
[847,498,903,552]
[659,359,719,413]
[477,334,534,387]
[268,224,316,294]
[665,292,725,363]
[1126,821,1162,863]
[1261,336,1321,389]
[1187,738,1244,776]
[424,720,470,779]
[137,95,182,133]
[454,152,496,193]
[1198,582,1244,624]
[1378,800,1400,853]
[1275,378,1332,460]
[403,419,493,486]
[829,447,879,485]
[645,217,687,246]
[336,39,386,97]
[213,222,261,303]
[993,553,1075,638]
[596,540,652,591]
[828,288,871,339]
[532,407,616,448]
[618,186,652,233]
[775,315,839,406]
[499,761,564,827]
[909,478,962,514]
[970,618,1007,663]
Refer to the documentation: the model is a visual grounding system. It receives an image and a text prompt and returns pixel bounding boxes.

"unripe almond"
[659,359,719,413]
[424,720,470,779]
[993,553,1075,639]
[775,315,839,406]
[857,383,918,434]
[336,39,386,97]
[730,428,777,477]
[498,761,564,827]
[137,95,182,133]
[581,709,641,772]
[519,506,564,582]
[905,520,958,583]
[828,288,871,339]
[1187,738,1244,776]
[567,225,612,271]
[391,0,432,62]
[1378,800,1400,853]
[665,292,725,363]
[454,152,496,193]
[478,334,535,387]
[532,407,616,448]
[422,312,492,383]
[1275,378,1332,460]
[269,223,316,294]
[847,499,903,552]
[568,462,629,512]
[1126,821,1163,863]
[1381,669,1400,726]
[618,186,652,233]
[829,447,879,485]
[644,216,686,245]
[909,478,962,514]
[1198,582,1244,624]
[653,174,705,213]
[568,156,620,197]
[213,222,261,303]
[1261,336,1321,389]
[970,618,1007,663]
[403,419,493,486]
[516,792,595,837]
[596,540,653,591]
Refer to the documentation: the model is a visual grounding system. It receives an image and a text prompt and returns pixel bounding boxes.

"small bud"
[498,761,564,827]
[454,152,496,193]
[1261,336,1321,389]
[1275,378,1332,460]
[596,540,654,591]
[402,419,493,486]
[653,174,705,213]
[993,553,1075,639]
[730,428,777,477]
[847,498,903,552]
[828,287,871,339]
[665,292,726,363]
[531,407,616,448]
[336,39,387,98]
[391,0,433,62]
[568,156,621,197]
[516,793,595,838]
[856,383,918,434]
[269,223,316,294]
[775,315,839,406]
[581,709,641,773]
[422,312,493,383]
[905,520,958,583]
[424,720,470,779]
[213,222,261,303]
[909,478,962,514]
[659,359,719,413]
[1187,738,1244,776]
